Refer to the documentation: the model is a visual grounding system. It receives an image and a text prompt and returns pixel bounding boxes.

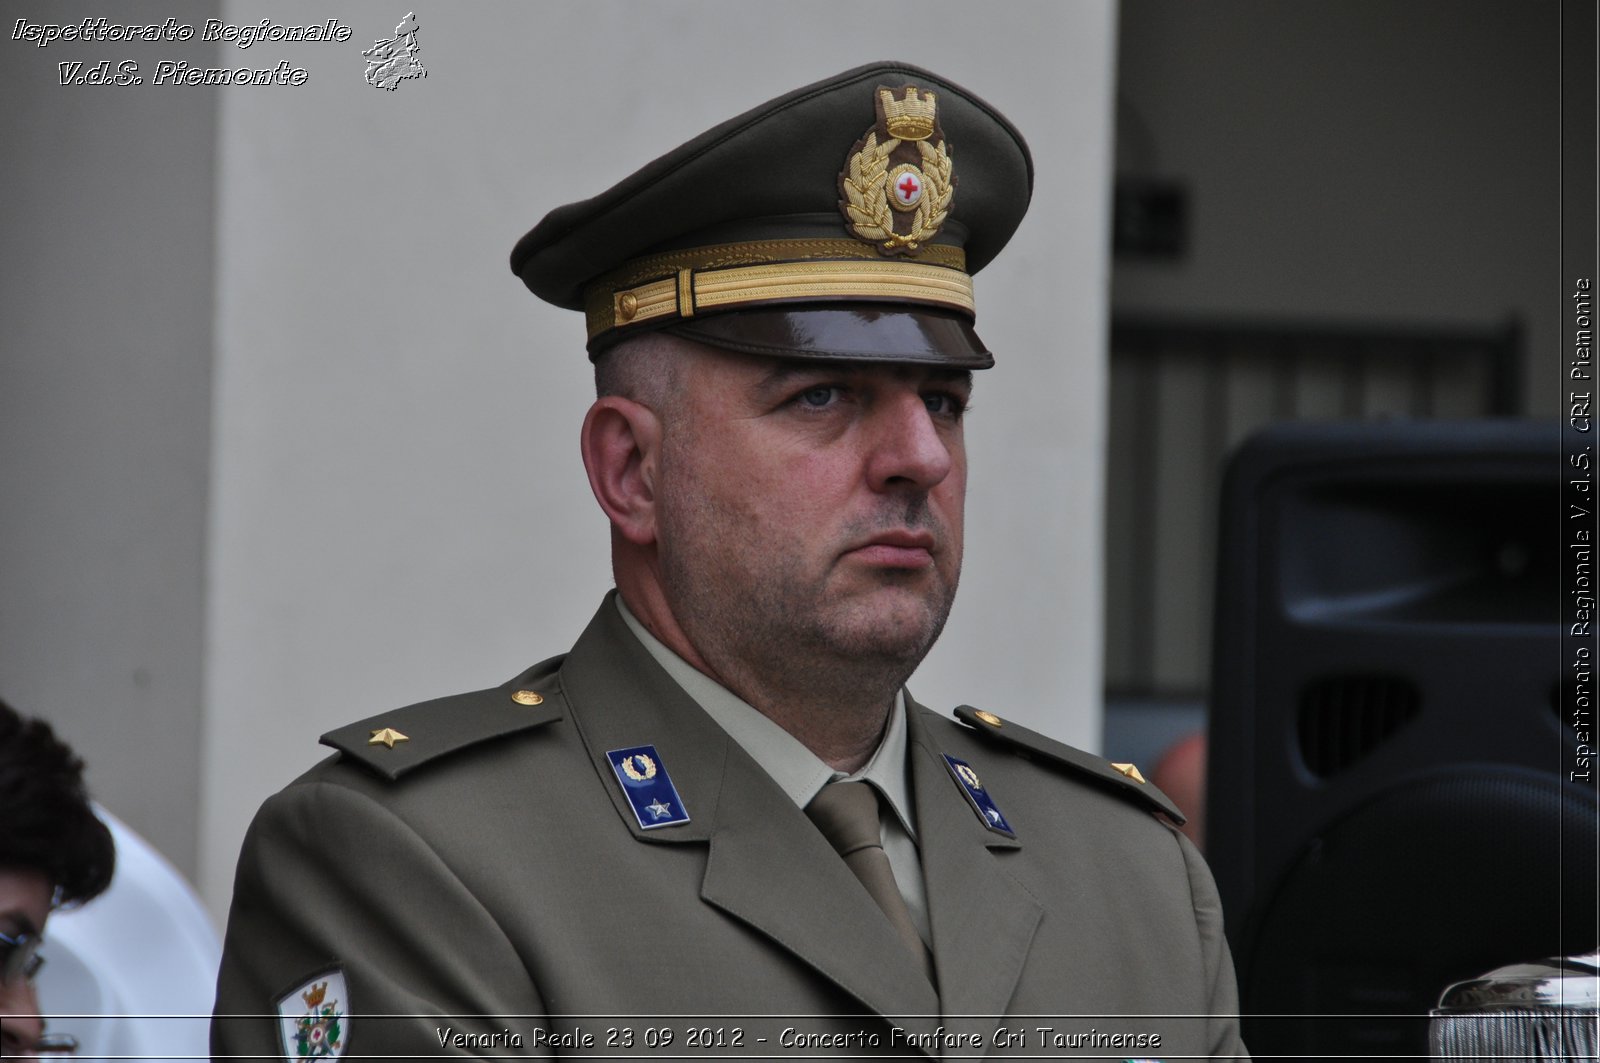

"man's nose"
[864,391,955,492]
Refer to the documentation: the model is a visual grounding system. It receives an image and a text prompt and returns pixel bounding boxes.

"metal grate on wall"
[1103,317,1520,697]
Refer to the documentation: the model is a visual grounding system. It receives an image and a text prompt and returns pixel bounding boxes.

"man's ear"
[580,397,662,546]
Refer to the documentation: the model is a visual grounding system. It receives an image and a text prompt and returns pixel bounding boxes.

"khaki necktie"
[805,780,936,986]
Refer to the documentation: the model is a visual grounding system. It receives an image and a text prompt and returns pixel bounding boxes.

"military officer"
[212,62,1247,1060]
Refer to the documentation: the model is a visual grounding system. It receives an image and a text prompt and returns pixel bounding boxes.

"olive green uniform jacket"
[213,597,1246,1059]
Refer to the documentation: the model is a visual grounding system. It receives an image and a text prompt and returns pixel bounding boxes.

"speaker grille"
[1297,674,1421,777]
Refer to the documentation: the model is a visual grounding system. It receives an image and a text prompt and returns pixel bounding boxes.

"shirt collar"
[614,595,917,839]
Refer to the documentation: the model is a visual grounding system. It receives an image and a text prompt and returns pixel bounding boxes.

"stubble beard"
[656,479,961,708]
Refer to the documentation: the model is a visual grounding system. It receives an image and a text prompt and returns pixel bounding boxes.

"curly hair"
[0,698,115,906]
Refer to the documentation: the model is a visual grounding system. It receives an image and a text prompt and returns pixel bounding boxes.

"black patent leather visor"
[608,306,995,368]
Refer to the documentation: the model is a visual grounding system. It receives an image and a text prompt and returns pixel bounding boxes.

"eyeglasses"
[0,928,44,984]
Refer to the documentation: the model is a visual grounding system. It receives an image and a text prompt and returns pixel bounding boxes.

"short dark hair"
[0,698,115,906]
[593,330,685,404]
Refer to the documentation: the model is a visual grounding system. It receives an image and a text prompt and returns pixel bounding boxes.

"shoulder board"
[953,705,1186,824]
[321,658,565,782]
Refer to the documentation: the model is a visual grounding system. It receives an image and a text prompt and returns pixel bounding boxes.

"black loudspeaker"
[1207,420,1597,1061]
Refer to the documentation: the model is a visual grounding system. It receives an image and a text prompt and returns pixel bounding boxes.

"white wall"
[2,0,1119,923]
[0,0,218,878]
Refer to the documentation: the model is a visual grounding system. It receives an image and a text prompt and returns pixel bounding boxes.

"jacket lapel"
[700,749,943,1031]
[908,702,1043,1054]
[557,597,942,1036]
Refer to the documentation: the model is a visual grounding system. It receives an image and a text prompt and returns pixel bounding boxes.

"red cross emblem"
[893,169,923,207]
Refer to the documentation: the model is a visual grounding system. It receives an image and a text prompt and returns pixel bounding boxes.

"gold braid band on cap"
[599,261,976,337]
[584,238,970,341]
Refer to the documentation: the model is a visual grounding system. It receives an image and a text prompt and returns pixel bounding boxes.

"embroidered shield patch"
[277,969,349,1061]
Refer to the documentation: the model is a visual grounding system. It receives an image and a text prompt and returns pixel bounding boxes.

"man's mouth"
[845,530,937,569]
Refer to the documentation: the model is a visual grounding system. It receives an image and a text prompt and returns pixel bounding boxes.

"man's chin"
[821,588,953,661]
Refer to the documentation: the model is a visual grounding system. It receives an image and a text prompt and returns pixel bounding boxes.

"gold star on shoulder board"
[1110,762,1146,784]
[369,726,409,749]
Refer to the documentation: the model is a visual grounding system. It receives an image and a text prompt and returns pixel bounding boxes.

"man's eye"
[924,392,967,417]
[798,385,839,408]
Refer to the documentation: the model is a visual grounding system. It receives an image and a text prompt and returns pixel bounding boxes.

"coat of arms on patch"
[277,970,349,1061]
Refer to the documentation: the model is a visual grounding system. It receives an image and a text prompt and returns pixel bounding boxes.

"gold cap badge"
[838,84,954,256]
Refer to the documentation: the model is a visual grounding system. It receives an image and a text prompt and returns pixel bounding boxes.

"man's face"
[653,344,971,689]
[0,866,52,1060]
